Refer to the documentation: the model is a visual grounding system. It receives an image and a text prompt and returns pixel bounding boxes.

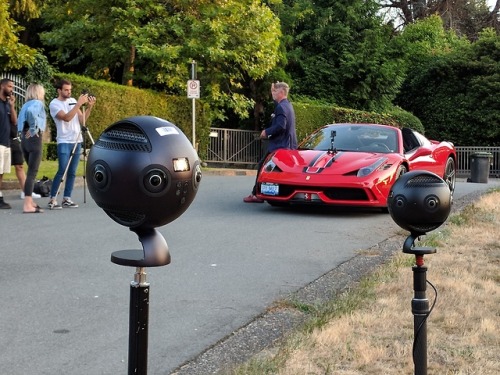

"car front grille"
[265,184,369,201]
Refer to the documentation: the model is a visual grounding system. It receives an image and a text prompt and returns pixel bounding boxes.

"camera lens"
[193,164,202,190]
[149,174,162,187]
[143,168,168,194]
[91,163,110,190]
[95,171,104,183]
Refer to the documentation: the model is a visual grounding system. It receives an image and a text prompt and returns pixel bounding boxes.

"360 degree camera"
[86,115,202,267]
[87,116,201,229]
[387,170,451,237]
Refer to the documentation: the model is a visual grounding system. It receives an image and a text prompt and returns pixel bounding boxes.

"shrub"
[293,102,424,140]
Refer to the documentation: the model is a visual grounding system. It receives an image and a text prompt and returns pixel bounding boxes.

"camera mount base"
[403,233,436,375]
[111,228,171,375]
[111,227,171,267]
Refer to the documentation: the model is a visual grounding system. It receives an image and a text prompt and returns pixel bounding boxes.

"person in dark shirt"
[0,78,17,209]
[244,82,297,203]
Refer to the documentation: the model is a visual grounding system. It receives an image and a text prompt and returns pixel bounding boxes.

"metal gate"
[205,128,265,166]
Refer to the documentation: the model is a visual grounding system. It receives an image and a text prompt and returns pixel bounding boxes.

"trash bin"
[469,152,493,183]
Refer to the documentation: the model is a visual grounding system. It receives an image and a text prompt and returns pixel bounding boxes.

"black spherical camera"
[86,116,202,266]
[387,170,451,236]
[87,115,201,228]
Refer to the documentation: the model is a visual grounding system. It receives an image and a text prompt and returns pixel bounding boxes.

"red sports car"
[256,123,456,208]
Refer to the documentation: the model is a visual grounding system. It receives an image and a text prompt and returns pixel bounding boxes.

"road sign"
[187,80,200,99]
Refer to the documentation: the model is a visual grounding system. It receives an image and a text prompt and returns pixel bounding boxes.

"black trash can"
[469,152,492,183]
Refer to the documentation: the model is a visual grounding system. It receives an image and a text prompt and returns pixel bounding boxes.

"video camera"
[81,88,96,99]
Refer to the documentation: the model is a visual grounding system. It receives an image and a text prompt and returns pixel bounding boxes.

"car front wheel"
[396,164,407,179]
[444,157,456,194]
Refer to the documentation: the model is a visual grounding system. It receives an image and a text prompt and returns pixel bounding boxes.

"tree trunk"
[250,80,264,130]
[122,45,136,86]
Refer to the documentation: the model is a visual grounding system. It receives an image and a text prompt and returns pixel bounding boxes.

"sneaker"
[62,199,79,208]
[48,200,62,210]
[243,194,264,203]
[21,192,42,199]
[0,200,11,209]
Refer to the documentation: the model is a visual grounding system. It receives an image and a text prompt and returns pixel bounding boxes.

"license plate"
[261,183,279,196]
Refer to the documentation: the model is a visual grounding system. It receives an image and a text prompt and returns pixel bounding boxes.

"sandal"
[23,206,44,214]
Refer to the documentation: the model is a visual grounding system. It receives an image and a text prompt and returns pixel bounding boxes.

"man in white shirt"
[48,79,96,210]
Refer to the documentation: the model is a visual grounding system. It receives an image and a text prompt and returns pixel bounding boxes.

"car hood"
[269,149,398,175]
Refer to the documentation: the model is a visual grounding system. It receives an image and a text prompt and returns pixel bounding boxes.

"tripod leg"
[52,141,81,200]
[80,106,95,204]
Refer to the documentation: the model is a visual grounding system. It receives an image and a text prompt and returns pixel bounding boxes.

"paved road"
[0,175,498,375]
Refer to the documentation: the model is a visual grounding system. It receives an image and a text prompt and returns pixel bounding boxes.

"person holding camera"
[47,79,96,210]
[17,83,47,213]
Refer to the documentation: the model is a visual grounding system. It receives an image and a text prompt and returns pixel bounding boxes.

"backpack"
[33,176,52,197]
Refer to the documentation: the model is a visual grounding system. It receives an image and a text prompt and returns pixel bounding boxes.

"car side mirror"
[408,146,432,161]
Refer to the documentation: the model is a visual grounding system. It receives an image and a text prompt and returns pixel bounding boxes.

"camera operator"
[48,79,96,210]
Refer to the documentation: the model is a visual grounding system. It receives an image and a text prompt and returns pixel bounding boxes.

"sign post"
[187,61,199,148]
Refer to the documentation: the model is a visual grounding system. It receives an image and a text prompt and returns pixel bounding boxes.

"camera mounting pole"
[111,228,171,375]
[403,233,436,375]
[87,116,202,374]
[387,171,452,375]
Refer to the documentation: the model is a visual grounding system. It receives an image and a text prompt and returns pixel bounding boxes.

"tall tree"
[275,0,405,111]
[395,26,499,146]
[40,0,281,121]
[8,0,41,19]
[0,1,37,70]
[377,0,499,38]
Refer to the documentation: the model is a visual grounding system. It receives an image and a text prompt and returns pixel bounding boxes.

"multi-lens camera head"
[387,170,451,236]
[86,116,202,230]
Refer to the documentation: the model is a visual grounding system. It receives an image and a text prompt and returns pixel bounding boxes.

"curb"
[1,168,256,191]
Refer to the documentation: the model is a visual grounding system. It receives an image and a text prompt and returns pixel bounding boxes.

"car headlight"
[263,159,282,173]
[357,158,387,177]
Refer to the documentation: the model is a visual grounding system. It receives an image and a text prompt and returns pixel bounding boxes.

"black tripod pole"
[111,228,171,375]
[411,255,430,375]
[80,105,95,203]
[403,234,436,375]
[128,267,150,375]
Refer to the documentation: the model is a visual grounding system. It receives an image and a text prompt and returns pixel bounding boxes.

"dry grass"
[232,191,500,375]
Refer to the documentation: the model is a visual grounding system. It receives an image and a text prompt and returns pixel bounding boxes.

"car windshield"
[300,124,398,154]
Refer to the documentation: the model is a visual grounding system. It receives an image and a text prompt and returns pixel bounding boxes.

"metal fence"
[455,146,499,177]
[204,128,500,177]
[206,128,265,166]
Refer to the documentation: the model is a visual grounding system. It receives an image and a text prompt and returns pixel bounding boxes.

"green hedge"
[43,74,422,161]
[49,74,211,159]
[43,142,57,161]
[293,102,424,141]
